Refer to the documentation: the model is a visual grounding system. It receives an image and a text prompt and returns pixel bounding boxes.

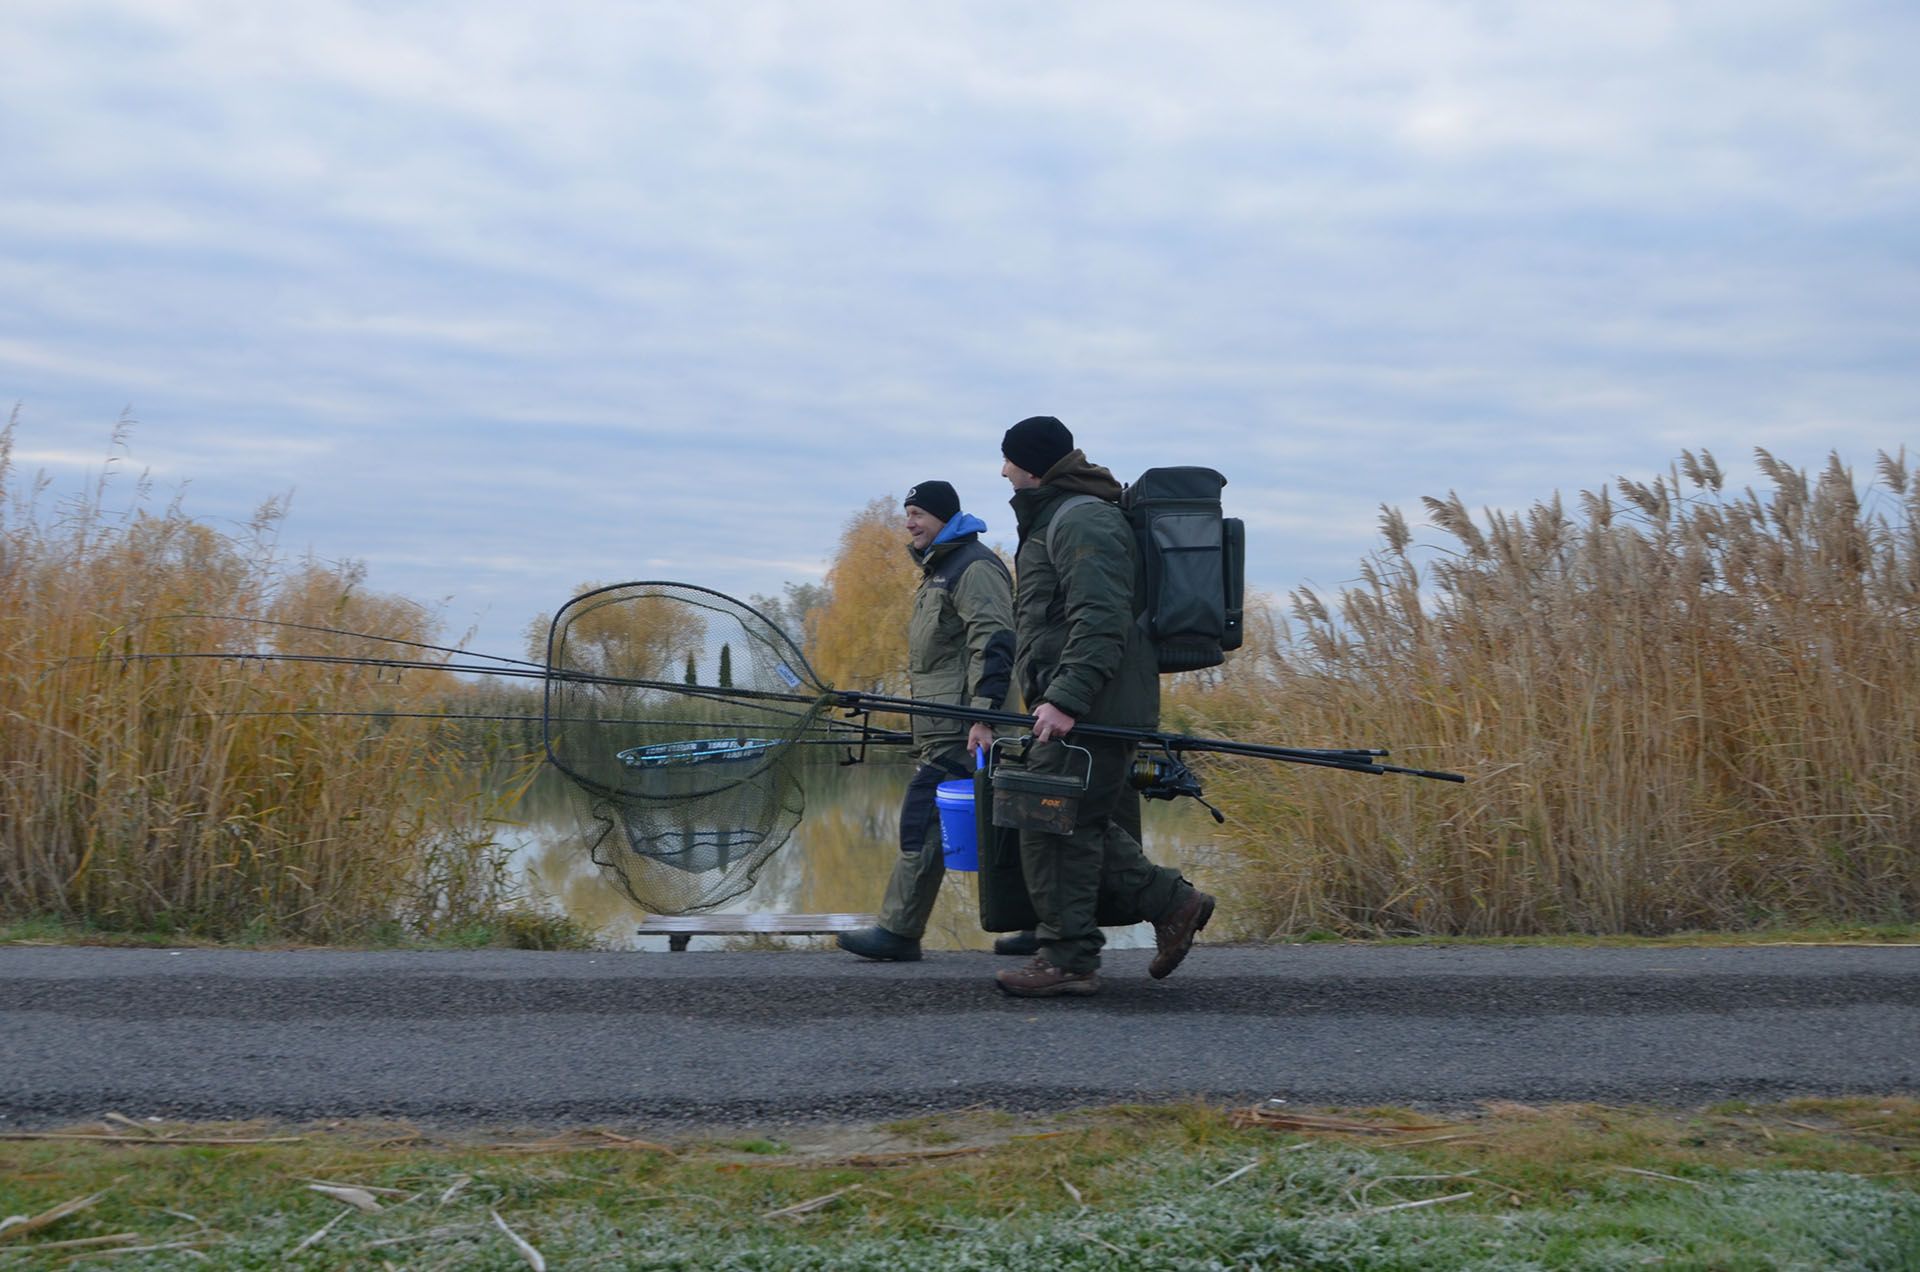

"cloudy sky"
[5,0,1915,659]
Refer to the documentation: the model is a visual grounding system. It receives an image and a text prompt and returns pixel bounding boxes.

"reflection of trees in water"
[504,755,1223,951]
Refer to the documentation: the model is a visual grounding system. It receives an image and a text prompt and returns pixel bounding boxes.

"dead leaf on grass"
[290,1209,350,1256]
[0,1233,140,1252]
[490,1208,547,1270]
[1230,1106,1460,1136]
[100,1113,157,1137]
[307,1185,383,1213]
[762,1186,863,1221]
[1610,1166,1707,1190]
[0,1191,106,1243]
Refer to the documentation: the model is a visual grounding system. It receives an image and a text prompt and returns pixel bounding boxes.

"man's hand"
[966,721,996,760]
[1031,702,1077,744]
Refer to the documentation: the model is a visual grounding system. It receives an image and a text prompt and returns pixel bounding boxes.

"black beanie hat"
[903,480,960,524]
[1001,415,1074,478]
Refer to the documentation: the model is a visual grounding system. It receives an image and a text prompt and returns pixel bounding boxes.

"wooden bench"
[636,912,876,951]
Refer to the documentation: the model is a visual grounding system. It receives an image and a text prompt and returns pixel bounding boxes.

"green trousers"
[876,746,969,939]
[1017,736,1185,973]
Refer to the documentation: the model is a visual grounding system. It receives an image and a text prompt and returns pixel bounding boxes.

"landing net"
[543,582,831,913]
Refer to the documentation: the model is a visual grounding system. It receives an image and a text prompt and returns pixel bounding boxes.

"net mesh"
[543,582,831,913]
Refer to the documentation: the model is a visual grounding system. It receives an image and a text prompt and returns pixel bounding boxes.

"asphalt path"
[2,944,1914,1130]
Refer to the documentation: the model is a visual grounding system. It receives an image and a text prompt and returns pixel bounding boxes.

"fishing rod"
[96,651,1450,778]
[95,600,1466,782]
[119,614,844,705]
[818,689,1466,782]
[74,652,905,745]
[199,708,911,746]
[40,586,1464,918]
[148,613,553,673]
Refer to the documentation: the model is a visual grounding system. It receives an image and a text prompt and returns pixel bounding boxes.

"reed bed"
[1178,447,1920,936]
[0,416,534,942]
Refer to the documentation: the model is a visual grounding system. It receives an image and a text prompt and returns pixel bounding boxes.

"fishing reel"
[1130,746,1225,823]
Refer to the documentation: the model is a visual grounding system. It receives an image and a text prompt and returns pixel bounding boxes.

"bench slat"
[636,913,875,935]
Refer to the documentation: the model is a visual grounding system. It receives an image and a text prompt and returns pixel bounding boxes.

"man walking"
[995,416,1215,997]
[838,481,1019,961]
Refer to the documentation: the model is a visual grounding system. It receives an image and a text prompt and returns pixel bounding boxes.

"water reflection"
[507,755,1226,952]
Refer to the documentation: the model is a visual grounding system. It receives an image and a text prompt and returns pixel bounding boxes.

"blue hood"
[931,511,988,546]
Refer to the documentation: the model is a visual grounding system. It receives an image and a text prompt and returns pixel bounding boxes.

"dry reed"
[0,413,534,941]
[1177,447,1920,936]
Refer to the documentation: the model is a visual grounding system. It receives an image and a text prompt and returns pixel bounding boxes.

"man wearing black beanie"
[837,480,1019,963]
[994,417,1215,997]
[999,415,1076,483]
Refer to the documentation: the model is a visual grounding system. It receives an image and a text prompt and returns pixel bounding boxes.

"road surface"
[2,943,1914,1129]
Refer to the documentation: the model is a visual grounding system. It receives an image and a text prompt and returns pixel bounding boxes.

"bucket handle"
[989,735,1094,789]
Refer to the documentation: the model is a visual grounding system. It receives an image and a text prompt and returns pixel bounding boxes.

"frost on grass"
[402,1151,1920,1272]
[49,1149,1917,1269]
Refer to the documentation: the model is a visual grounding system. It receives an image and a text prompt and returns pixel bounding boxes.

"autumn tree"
[806,497,918,693]
[749,581,829,643]
[526,585,706,682]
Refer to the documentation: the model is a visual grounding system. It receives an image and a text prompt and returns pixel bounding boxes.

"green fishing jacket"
[1008,450,1160,730]
[906,524,1015,759]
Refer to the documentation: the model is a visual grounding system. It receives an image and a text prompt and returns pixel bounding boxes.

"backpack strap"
[1042,492,1155,646]
[1039,494,1103,559]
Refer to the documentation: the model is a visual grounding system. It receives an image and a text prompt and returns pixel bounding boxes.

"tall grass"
[1178,447,1920,936]
[0,414,536,942]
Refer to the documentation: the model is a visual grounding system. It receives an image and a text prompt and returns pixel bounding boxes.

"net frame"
[542,582,835,913]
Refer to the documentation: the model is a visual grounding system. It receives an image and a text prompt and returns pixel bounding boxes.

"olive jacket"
[1008,450,1159,730]
[906,512,1015,760]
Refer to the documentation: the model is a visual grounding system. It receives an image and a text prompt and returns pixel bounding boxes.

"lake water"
[507,754,1231,952]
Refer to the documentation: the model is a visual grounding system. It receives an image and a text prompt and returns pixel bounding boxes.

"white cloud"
[2,0,1915,658]
[0,339,169,388]
[11,448,118,470]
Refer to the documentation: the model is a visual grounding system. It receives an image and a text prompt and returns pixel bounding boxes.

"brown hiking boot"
[1148,886,1215,979]
[994,955,1100,998]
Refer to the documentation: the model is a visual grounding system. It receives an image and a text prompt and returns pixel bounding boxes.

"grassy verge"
[1,1100,1915,1269]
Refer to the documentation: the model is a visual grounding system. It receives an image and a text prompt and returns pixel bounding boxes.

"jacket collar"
[1010,450,1123,537]
[911,510,989,570]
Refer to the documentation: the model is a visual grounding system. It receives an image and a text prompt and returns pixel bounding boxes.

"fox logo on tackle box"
[1046,467,1245,672]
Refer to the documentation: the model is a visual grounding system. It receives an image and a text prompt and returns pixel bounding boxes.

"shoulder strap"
[1040,495,1103,558]
[1043,492,1152,638]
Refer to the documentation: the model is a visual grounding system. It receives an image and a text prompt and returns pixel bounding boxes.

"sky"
[4,0,1916,660]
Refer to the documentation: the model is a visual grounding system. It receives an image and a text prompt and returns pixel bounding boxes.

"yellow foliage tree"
[806,497,918,693]
[526,586,707,682]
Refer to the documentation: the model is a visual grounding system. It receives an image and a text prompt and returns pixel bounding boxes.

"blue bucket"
[935,779,977,871]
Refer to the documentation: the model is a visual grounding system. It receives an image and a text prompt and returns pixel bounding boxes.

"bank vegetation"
[5,416,1914,942]
[0,415,541,943]
[1174,447,1920,936]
